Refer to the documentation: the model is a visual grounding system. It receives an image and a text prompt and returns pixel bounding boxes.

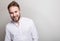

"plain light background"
[0,0,60,41]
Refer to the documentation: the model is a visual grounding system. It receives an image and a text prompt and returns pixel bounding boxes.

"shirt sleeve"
[4,26,11,41]
[30,20,39,41]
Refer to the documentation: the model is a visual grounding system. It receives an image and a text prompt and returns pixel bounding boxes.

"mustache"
[12,16,18,18]
[13,16,16,18]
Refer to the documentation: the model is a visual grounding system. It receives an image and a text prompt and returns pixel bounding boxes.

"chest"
[9,22,31,36]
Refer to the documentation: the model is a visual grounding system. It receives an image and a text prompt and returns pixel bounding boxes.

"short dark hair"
[8,1,20,10]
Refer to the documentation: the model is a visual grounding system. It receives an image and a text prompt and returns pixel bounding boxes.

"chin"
[12,17,20,22]
[12,19,18,22]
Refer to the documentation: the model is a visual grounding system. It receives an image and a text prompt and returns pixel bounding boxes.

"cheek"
[10,14,13,17]
[16,13,20,16]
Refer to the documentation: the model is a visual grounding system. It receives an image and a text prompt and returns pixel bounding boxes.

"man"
[4,1,38,41]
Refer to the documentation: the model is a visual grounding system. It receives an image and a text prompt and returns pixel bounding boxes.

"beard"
[11,15,20,22]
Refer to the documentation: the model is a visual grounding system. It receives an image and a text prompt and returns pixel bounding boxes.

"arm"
[31,20,39,41]
[4,26,11,41]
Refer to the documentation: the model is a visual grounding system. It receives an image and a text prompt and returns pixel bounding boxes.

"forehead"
[9,6,19,12]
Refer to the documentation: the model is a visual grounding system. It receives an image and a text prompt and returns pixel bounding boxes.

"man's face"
[8,6,20,22]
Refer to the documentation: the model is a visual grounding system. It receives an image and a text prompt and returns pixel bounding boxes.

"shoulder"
[21,17,34,26]
[21,17,34,23]
[5,22,13,30]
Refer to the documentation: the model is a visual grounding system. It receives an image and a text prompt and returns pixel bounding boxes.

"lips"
[13,16,18,20]
[11,15,20,22]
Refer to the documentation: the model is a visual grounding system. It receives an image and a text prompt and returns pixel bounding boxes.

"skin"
[8,6,20,23]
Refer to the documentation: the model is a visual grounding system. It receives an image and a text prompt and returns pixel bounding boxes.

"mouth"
[12,16,19,22]
[11,15,20,22]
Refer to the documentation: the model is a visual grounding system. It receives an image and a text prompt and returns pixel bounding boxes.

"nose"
[13,13,16,16]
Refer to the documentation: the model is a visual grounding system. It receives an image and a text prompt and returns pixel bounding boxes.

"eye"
[9,12,13,14]
[15,11,17,13]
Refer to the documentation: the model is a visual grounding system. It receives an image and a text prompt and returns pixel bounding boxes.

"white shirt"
[4,17,38,41]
